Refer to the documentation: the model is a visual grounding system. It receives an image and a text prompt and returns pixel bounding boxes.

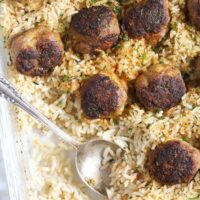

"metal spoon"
[0,77,120,198]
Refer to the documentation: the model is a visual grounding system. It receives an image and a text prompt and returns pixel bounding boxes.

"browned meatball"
[148,140,200,185]
[10,26,64,77]
[68,6,120,54]
[187,0,200,30]
[80,73,127,119]
[135,65,186,111]
[123,0,170,46]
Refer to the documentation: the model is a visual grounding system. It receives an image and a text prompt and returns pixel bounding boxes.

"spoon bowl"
[76,139,120,196]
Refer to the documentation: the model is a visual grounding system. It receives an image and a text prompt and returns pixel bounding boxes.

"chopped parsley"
[141,52,147,60]
[156,108,162,113]
[122,34,129,41]
[113,43,121,49]
[76,53,81,60]
[153,46,160,53]
[119,33,129,41]
[62,75,71,82]
[89,0,97,6]
[113,6,121,15]
[188,196,200,200]
[74,116,79,120]
[159,133,164,138]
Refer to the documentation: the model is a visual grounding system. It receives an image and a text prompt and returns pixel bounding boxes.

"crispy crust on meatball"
[123,0,170,46]
[135,65,186,111]
[187,0,200,30]
[69,6,120,54]
[148,140,200,185]
[80,73,127,119]
[10,26,64,77]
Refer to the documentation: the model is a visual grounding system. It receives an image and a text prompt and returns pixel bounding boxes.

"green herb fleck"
[0,24,3,29]
[182,137,189,142]
[188,196,200,200]
[141,52,147,60]
[58,100,65,108]
[89,0,97,6]
[113,119,119,125]
[113,43,121,49]
[76,53,81,59]
[159,133,164,138]
[119,33,130,41]
[74,116,79,120]
[113,6,121,15]
[128,128,132,132]
[158,115,164,120]
[153,47,160,53]
[134,47,140,53]
[122,34,129,41]
[62,75,71,82]
[156,108,162,113]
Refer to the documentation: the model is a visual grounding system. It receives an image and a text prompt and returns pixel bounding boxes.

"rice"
[27,136,89,200]
[0,0,200,199]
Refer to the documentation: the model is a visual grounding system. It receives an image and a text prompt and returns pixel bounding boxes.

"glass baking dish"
[0,31,25,200]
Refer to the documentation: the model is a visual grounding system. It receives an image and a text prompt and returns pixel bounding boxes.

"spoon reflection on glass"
[0,77,121,198]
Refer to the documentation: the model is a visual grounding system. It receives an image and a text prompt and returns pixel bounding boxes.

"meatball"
[80,73,127,119]
[123,0,170,46]
[10,26,64,77]
[148,140,200,185]
[187,0,200,30]
[135,65,186,111]
[68,6,120,54]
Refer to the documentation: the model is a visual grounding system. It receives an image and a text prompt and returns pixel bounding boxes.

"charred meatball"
[148,140,200,185]
[80,73,127,119]
[68,6,120,54]
[123,0,170,46]
[10,26,64,77]
[187,0,200,30]
[135,65,186,111]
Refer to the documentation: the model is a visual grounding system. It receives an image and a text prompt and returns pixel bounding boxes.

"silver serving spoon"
[0,77,120,198]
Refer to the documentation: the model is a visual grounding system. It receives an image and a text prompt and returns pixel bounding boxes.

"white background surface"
[0,145,9,200]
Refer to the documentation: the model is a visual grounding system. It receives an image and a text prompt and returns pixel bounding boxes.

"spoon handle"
[0,77,80,149]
